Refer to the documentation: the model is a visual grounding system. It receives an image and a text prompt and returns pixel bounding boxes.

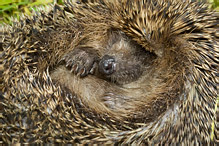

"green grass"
[0,0,63,24]
[209,0,219,9]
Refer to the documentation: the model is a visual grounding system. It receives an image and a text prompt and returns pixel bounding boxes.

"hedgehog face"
[97,31,156,85]
[60,30,157,86]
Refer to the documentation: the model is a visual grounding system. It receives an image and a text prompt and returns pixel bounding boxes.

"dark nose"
[99,55,115,75]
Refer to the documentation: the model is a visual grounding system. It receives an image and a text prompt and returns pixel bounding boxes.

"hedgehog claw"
[62,48,99,77]
[89,62,97,74]
[66,60,74,68]
[70,64,77,73]
[80,68,87,77]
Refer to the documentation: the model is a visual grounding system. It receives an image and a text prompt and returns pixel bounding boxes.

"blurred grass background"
[0,0,63,24]
[0,0,218,24]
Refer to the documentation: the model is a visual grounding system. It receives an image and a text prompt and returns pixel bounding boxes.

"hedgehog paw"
[102,92,128,110]
[62,48,99,77]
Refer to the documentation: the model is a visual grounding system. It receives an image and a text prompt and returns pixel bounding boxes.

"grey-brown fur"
[1,0,218,144]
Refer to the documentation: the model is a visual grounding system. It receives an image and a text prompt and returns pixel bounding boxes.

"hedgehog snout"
[99,55,116,75]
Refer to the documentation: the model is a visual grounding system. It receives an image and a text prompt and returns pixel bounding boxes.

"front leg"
[62,48,99,77]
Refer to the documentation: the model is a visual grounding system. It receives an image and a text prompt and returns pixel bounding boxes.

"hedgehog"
[1,0,218,145]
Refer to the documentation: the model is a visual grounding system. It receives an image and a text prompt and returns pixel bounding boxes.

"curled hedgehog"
[1,0,218,145]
